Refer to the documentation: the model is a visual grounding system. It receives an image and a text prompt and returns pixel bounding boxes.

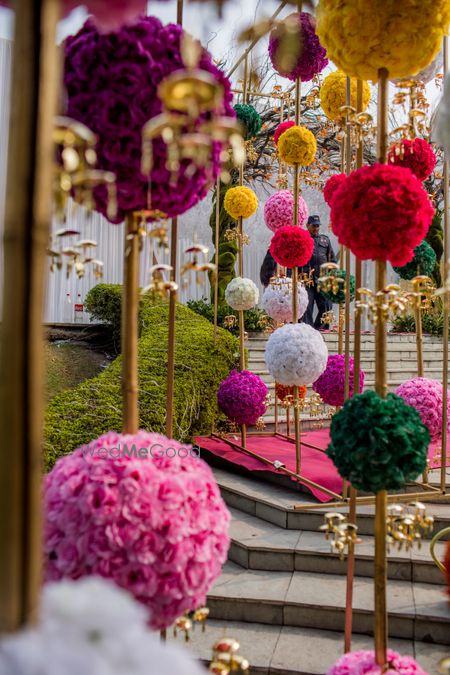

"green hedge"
[44,293,239,470]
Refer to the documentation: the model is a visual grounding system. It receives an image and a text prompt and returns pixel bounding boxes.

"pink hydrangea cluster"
[217,370,268,426]
[395,377,449,442]
[264,190,309,231]
[274,120,295,145]
[312,354,364,407]
[327,649,428,674]
[44,430,230,630]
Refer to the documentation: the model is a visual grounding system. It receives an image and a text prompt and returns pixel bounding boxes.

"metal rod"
[292,76,302,476]
[165,217,178,438]
[442,35,449,494]
[213,177,220,345]
[122,213,140,434]
[415,302,424,377]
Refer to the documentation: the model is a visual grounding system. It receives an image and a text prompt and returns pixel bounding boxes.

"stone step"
[172,618,449,675]
[208,562,450,644]
[228,507,447,585]
[214,467,450,534]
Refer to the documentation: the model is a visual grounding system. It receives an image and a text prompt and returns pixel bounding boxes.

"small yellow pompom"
[224,186,258,220]
[278,125,316,166]
[316,0,450,81]
[320,71,371,122]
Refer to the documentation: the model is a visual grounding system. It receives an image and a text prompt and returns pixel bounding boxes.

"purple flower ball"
[217,370,268,426]
[269,12,328,82]
[64,16,234,222]
[312,354,364,407]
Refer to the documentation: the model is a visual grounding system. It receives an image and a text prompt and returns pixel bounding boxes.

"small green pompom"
[326,390,429,493]
[393,239,436,281]
[320,269,355,304]
[233,103,262,139]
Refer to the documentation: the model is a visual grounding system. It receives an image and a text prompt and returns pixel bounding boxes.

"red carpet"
[196,429,449,503]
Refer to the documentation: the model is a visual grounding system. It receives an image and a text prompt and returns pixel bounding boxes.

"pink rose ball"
[44,430,230,630]
[313,354,364,407]
[327,649,428,674]
[264,190,309,232]
[395,377,449,443]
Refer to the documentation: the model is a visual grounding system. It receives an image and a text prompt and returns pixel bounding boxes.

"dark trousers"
[304,282,332,329]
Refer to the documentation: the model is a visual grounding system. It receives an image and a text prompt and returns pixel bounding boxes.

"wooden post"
[0,0,60,631]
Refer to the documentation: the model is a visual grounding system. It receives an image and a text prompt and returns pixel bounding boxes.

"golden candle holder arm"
[173,606,210,642]
[209,637,250,674]
[386,502,434,552]
[320,512,361,561]
[429,526,450,574]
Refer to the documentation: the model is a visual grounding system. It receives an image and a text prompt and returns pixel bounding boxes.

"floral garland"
[264,190,309,231]
[224,186,258,220]
[269,225,314,268]
[217,370,268,426]
[392,240,436,281]
[44,430,230,629]
[269,12,328,82]
[312,354,364,407]
[261,277,309,323]
[320,71,371,122]
[327,649,428,674]
[278,125,317,166]
[395,377,449,443]
[388,138,436,182]
[234,103,262,140]
[265,323,328,386]
[225,277,259,311]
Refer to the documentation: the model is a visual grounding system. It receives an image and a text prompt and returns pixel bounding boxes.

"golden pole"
[292,75,302,475]
[442,35,449,494]
[122,213,140,434]
[0,0,60,631]
[213,177,220,345]
[374,67,389,670]
[343,78,352,400]
[415,300,424,377]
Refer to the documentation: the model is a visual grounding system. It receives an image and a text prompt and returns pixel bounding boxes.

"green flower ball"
[392,239,436,281]
[320,269,355,304]
[233,103,262,139]
[326,390,429,493]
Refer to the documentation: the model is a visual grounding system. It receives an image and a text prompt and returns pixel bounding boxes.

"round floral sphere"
[274,120,295,145]
[265,323,328,386]
[312,354,364,407]
[44,430,230,630]
[264,190,309,232]
[320,70,371,122]
[319,269,355,305]
[330,164,435,266]
[225,277,259,311]
[316,0,450,81]
[275,382,307,402]
[269,12,328,82]
[224,186,258,220]
[269,225,314,268]
[326,390,429,492]
[392,240,437,280]
[64,17,233,222]
[234,103,262,139]
[388,138,436,181]
[323,173,347,206]
[217,370,268,426]
[278,125,317,166]
[395,377,449,443]
[327,649,428,675]
[261,277,308,322]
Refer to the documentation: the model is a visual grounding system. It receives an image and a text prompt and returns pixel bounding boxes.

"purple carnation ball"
[395,377,449,443]
[268,12,328,82]
[64,16,234,222]
[312,354,364,407]
[218,370,268,426]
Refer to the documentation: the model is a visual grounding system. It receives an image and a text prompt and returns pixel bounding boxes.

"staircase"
[178,467,450,674]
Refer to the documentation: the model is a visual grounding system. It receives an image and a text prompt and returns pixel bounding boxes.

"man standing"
[300,215,337,330]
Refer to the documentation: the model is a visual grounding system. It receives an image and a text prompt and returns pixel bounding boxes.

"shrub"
[187,298,270,335]
[44,298,239,470]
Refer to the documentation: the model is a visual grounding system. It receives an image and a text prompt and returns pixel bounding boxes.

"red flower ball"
[274,120,296,145]
[269,225,314,268]
[330,164,435,266]
[388,138,436,182]
[324,173,347,206]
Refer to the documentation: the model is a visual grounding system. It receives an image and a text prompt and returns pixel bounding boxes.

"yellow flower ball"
[320,71,371,122]
[316,0,450,81]
[224,186,258,220]
[278,125,317,166]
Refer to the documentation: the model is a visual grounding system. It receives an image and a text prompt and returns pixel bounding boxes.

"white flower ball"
[225,277,259,311]
[261,278,308,323]
[265,323,328,385]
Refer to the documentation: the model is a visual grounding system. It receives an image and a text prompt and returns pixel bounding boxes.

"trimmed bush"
[187,298,269,335]
[44,296,239,470]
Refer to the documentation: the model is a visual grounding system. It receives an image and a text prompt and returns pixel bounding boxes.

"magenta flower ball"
[274,120,296,145]
[264,190,309,232]
[218,370,268,426]
[395,377,449,443]
[327,649,428,674]
[312,354,364,407]
[44,430,230,630]
[64,16,234,222]
[269,12,328,82]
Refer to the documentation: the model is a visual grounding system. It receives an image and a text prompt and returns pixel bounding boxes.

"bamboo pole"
[442,35,449,494]
[122,213,140,434]
[0,0,60,631]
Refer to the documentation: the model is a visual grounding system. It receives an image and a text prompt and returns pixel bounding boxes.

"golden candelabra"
[386,502,434,551]
[320,512,361,561]
[180,243,216,288]
[209,637,250,674]
[173,606,210,641]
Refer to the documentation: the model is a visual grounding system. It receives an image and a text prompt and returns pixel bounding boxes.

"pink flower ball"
[327,649,428,674]
[324,173,347,206]
[264,190,309,231]
[44,430,230,630]
[218,370,268,426]
[274,120,296,145]
[395,377,449,442]
[313,354,364,406]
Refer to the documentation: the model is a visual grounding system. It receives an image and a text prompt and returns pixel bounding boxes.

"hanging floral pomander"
[224,186,258,220]
[264,190,309,231]
[278,125,317,166]
[392,240,436,281]
[395,377,449,443]
[323,173,347,207]
[265,323,328,386]
[269,12,328,82]
[320,71,371,122]
[225,277,259,311]
[269,225,314,268]
[274,120,296,145]
[327,649,429,675]
[217,370,268,426]
[275,382,307,402]
[388,138,436,182]
[261,277,308,323]
[234,103,262,139]
[312,354,364,407]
